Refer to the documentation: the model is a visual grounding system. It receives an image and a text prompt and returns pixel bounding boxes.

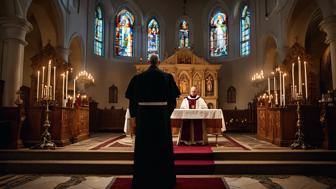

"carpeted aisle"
[110,177,227,189]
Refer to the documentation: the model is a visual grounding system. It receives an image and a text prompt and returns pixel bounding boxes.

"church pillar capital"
[0,17,32,106]
[320,15,336,44]
[0,17,32,45]
[56,47,70,62]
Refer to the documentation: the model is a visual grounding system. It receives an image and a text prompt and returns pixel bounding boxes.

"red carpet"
[110,177,227,189]
[173,146,213,154]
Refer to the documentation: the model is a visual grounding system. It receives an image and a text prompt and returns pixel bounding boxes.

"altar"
[124,109,226,144]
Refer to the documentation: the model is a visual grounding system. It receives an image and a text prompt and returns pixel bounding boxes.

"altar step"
[1,150,335,175]
[1,159,335,175]
[1,150,336,161]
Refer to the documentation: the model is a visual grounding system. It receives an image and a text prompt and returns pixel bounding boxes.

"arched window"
[147,18,160,59]
[94,6,104,56]
[240,5,251,56]
[178,19,190,48]
[115,9,134,57]
[209,11,228,57]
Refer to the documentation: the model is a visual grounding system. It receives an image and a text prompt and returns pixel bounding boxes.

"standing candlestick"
[37,71,40,100]
[53,66,56,100]
[292,63,295,98]
[62,73,65,107]
[65,71,69,101]
[298,57,302,94]
[304,61,308,100]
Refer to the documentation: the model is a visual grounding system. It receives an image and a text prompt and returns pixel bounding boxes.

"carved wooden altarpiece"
[135,48,221,108]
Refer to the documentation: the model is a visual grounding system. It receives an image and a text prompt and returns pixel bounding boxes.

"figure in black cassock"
[125,54,180,189]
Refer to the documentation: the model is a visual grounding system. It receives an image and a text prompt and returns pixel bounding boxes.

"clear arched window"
[209,11,228,57]
[94,6,104,56]
[240,5,251,56]
[178,20,190,48]
[115,9,134,57]
[147,18,160,59]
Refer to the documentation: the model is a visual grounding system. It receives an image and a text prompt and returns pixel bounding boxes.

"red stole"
[187,96,200,109]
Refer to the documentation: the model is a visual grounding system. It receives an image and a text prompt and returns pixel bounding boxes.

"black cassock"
[125,65,180,189]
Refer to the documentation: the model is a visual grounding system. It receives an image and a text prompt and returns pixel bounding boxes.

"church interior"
[1,0,336,188]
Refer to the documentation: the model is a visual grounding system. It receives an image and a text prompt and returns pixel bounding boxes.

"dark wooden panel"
[257,105,323,147]
[0,107,21,149]
[223,109,253,132]
[0,80,4,107]
[96,108,126,132]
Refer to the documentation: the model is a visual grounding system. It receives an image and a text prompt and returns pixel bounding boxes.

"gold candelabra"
[290,94,306,149]
[31,95,56,149]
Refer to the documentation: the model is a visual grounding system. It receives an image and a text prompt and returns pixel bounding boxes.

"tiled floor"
[1,133,334,188]
[60,132,288,151]
[1,174,335,189]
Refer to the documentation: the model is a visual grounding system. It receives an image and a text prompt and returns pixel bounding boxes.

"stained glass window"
[178,20,190,48]
[240,5,251,56]
[209,11,228,57]
[94,6,104,56]
[115,9,134,57]
[147,19,160,59]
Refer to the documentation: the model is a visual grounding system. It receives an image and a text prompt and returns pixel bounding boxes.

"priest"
[178,86,208,145]
[125,54,180,189]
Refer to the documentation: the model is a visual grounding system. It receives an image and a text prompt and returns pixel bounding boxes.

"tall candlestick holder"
[290,94,306,149]
[31,95,57,150]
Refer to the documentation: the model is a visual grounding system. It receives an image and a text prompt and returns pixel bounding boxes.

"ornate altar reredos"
[135,48,221,108]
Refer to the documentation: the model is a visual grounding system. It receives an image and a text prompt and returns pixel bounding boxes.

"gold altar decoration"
[135,48,221,108]
[281,42,317,104]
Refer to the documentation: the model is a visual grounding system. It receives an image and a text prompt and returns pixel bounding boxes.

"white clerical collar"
[187,95,200,100]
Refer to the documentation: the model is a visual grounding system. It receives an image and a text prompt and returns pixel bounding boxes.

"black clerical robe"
[125,65,180,189]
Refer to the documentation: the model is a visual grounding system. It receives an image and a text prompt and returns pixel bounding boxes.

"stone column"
[0,17,32,106]
[320,15,336,90]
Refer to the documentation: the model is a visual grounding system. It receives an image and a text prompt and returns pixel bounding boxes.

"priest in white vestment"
[178,86,208,145]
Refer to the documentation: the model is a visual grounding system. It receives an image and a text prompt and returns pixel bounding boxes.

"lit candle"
[283,73,286,106]
[42,66,45,96]
[298,57,302,95]
[62,73,65,107]
[279,71,282,106]
[73,78,76,105]
[37,70,40,100]
[47,60,51,99]
[304,61,308,100]
[66,71,68,100]
[268,77,270,95]
[292,63,295,98]
[53,66,56,100]
[273,72,276,92]
[49,86,52,100]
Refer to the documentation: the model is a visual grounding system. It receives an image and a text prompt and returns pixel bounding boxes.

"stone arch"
[262,34,279,73]
[23,0,64,87]
[69,34,85,75]
[287,0,320,47]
